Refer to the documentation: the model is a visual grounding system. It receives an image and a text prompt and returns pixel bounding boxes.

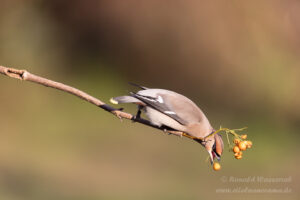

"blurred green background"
[0,0,299,200]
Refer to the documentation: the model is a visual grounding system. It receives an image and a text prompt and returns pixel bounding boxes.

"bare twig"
[0,65,199,140]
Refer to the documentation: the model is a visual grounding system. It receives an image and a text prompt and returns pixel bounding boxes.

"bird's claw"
[112,110,123,122]
[132,115,139,123]
[174,131,183,138]
[165,130,184,137]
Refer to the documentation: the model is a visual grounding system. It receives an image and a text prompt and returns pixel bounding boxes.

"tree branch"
[0,65,198,140]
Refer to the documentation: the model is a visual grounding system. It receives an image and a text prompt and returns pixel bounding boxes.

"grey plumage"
[110,95,143,104]
[110,85,223,163]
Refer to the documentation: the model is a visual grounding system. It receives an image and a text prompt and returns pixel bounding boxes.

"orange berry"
[235,155,242,159]
[234,151,242,156]
[241,134,247,139]
[246,141,252,148]
[213,162,221,171]
[233,138,240,144]
[233,146,240,153]
[238,141,247,151]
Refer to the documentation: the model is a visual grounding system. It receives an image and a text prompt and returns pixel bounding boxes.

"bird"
[110,83,224,164]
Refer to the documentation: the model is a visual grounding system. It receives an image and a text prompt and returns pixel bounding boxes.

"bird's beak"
[202,136,222,165]
[213,151,221,161]
[208,150,214,165]
[209,150,221,165]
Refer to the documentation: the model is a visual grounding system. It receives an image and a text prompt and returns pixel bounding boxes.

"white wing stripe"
[164,111,176,115]
[157,96,164,103]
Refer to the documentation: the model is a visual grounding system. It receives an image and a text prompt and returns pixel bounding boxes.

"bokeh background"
[0,0,299,199]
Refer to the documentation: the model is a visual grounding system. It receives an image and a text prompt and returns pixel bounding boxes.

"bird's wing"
[131,92,188,125]
[161,92,206,125]
[128,82,149,90]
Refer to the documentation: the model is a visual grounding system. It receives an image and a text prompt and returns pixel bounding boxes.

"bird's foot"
[164,130,184,137]
[132,115,141,122]
[112,110,123,122]
[131,107,143,123]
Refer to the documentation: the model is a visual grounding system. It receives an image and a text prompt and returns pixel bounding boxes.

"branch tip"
[4,67,27,80]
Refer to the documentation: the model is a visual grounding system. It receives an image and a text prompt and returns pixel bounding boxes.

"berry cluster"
[232,134,252,159]
[210,127,252,171]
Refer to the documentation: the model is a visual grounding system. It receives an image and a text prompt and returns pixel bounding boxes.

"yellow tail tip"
[110,98,118,104]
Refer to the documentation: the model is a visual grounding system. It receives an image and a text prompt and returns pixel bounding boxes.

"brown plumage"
[111,85,224,164]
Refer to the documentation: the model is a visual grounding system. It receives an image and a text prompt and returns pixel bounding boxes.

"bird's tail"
[110,96,142,104]
[128,82,149,90]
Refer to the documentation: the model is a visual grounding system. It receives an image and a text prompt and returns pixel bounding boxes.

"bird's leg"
[136,109,142,119]
[164,129,184,137]
[208,151,214,165]
[132,105,143,122]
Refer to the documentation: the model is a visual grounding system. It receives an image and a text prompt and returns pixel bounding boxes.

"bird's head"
[202,133,224,164]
